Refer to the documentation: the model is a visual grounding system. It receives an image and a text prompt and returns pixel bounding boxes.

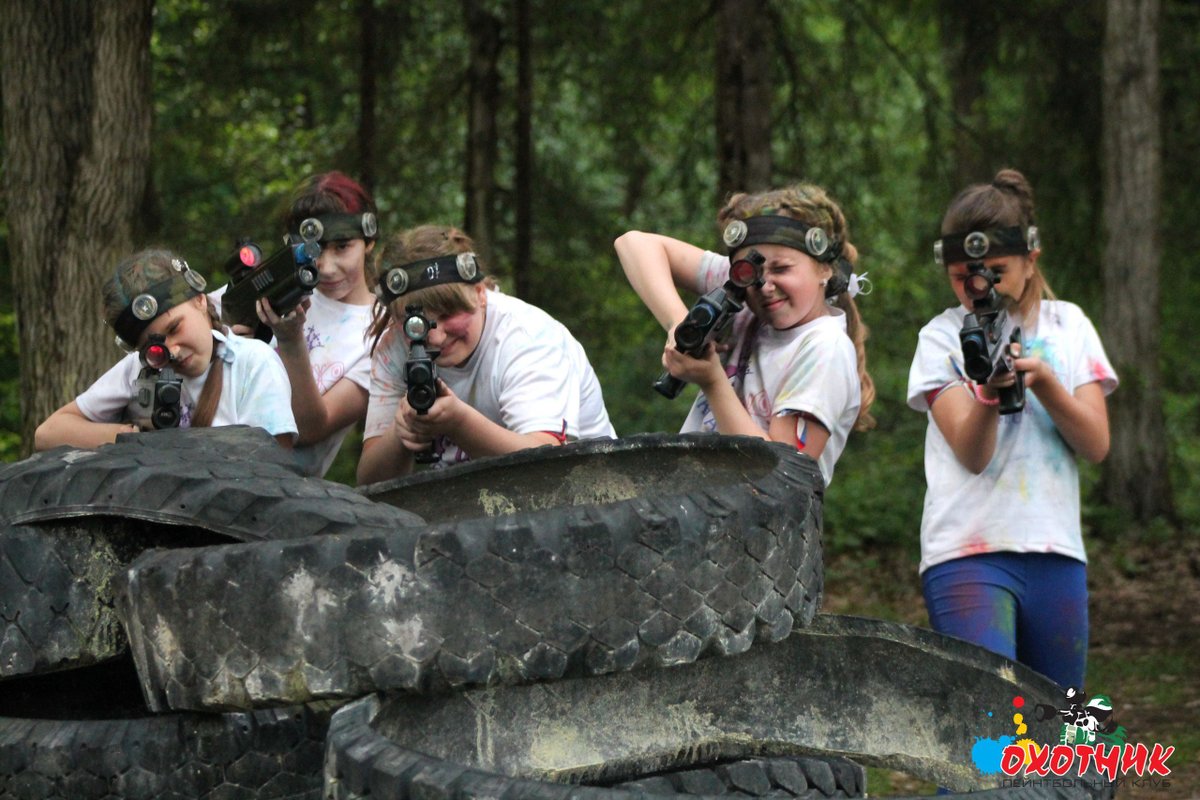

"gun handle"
[414,447,441,465]
[999,326,1025,415]
[998,373,1025,415]
[653,371,686,399]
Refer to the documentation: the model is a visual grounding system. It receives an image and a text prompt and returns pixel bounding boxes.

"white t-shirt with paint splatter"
[906,300,1118,574]
[680,251,861,486]
[208,285,373,476]
[286,289,373,477]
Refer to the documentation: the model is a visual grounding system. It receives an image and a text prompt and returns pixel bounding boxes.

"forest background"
[0,0,1197,792]
[4,0,1194,548]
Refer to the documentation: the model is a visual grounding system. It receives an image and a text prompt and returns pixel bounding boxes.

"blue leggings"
[922,552,1088,689]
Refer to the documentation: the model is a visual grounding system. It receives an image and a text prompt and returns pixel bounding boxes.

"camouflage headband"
[721,214,841,262]
[722,215,857,299]
[109,257,207,348]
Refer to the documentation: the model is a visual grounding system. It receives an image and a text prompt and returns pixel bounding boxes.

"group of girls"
[34,167,1116,691]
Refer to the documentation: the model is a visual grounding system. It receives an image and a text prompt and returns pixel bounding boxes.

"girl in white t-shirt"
[250,171,379,477]
[357,225,615,484]
[906,168,1117,688]
[615,183,875,486]
[34,249,296,451]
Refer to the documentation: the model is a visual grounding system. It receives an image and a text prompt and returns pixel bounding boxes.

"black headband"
[722,215,853,299]
[722,215,841,262]
[289,212,378,244]
[110,258,207,348]
[375,252,484,305]
[934,225,1039,266]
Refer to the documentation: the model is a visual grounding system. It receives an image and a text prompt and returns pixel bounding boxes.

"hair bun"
[992,168,1031,196]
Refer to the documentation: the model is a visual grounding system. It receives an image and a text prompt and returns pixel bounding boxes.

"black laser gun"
[403,304,442,465]
[959,261,1025,415]
[127,334,183,430]
[654,250,765,399]
[219,217,323,340]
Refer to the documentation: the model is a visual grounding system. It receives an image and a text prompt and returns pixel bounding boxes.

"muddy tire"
[0,428,423,680]
[0,655,334,799]
[0,426,422,541]
[322,616,1115,799]
[119,434,824,711]
[613,756,865,797]
[0,519,231,680]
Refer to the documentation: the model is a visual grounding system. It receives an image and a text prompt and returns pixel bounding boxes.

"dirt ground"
[823,536,1200,798]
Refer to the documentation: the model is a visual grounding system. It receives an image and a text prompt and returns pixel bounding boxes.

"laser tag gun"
[126,334,183,430]
[959,261,1025,415]
[219,217,323,341]
[654,249,765,399]
[402,304,442,465]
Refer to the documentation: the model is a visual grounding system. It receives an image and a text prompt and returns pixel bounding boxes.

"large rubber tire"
[0,427,423,681]
[0,519,227,680]
[0,426,422,541]
[613,756,865,797]
[118,433,824,711]
[0,655,334,799]
[322,615,1115,799]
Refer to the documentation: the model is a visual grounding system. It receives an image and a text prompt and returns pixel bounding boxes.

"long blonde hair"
[717,184,876,431]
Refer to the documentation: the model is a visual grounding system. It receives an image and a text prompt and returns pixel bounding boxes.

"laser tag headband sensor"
[290,212,379,245]
[110,257,207,350]
[933,225,1040,266]
[722,214,853,298]
[376,252,484,305]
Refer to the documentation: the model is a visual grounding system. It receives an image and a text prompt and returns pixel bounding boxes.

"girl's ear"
[474,282,488,308]
[1024,249,1040,278]
[364,240,376,255]
[193,293,209,313]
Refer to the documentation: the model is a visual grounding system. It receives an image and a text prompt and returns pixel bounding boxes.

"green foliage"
[3,0,1198,553]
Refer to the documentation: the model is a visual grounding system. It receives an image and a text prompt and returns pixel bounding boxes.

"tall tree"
[1101,0,1171,520]
[1,0,154,454]
[513,0,533,300]
[463,0,502,270]
[715,0,772,201]
[935,0,997,189]
[359,0,379,192]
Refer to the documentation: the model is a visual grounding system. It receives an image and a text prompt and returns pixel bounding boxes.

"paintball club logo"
[972,688,1174,790]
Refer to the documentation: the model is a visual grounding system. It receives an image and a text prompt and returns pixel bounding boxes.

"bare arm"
[614,231,709,331]
[34,401,138,451]
[928,382,1002,474]
[260,298,369,446]
[1017,354,1110,463]
[357,426,414,485]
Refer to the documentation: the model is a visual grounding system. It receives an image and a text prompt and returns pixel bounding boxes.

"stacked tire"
[2,430,837,797]
[0,427,423,799]
[2,429,1104,798]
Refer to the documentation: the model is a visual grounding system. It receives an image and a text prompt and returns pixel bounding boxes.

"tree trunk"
[513,0,533,301]
[715,0,772,202]
[463,0,502,273]
[358,0,378,192]
[0,0,154,455]
[936,0,996,188]
[1101,0,1171,521]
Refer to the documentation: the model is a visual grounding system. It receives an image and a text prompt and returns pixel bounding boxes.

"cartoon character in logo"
[1034,687,1127,747]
